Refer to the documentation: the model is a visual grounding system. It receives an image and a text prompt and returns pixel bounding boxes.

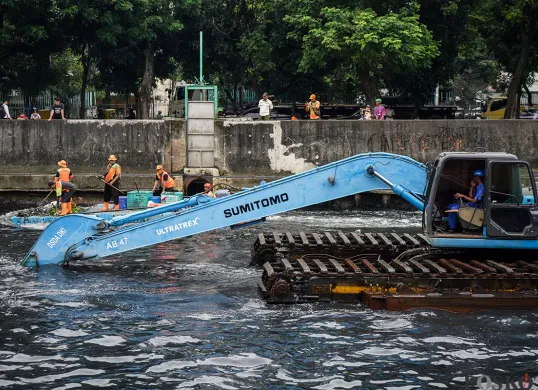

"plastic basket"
[162,191,183,200]
[150,195,161,204]
[127,191,152,209]
[161,195,181,204]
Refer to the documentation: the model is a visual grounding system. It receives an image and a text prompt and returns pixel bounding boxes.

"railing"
[0,90,97,119]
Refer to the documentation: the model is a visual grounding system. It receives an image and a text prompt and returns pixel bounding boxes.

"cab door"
[485,160,538,238]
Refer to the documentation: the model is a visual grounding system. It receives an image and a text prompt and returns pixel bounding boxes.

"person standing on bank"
[152,165,175,196]
[374,98,386,120]
[30,108,41,120]
[48,98,65,121]
[305,94,320,120]
[0,100,12,120]
[258,92,273,120]
[102,155,122,211]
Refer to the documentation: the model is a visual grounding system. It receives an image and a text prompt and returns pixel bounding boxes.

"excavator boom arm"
[21,152,427,266]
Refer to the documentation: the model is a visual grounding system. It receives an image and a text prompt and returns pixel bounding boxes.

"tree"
[477,0,538,118]
[285,2,439,105]
[0,0,66,96]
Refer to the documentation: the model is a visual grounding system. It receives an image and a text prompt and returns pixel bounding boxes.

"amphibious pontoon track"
[252,232,538,312]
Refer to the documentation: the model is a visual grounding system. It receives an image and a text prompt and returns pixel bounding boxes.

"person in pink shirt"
[374,98,386,120]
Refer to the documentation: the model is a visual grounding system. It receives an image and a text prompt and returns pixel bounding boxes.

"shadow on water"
[1,209,538,389]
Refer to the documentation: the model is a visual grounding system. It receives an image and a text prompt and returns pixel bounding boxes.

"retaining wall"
[0,119,537,192]
[215,120,538,175]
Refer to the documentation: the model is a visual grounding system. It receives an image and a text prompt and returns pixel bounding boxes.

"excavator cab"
[424,151,538,241]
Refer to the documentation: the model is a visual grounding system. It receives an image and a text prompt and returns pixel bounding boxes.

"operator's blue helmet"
[473,169,485,177]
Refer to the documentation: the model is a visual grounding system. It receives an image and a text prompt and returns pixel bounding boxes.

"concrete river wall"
[0,119,537,205]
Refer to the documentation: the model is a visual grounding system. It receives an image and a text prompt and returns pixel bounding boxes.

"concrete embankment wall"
[0,120,185,193]
[0,119,537,197]
[215,120,538,175]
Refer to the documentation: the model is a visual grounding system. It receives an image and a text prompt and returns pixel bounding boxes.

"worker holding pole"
[102,155,122,211]
[48,179,76,216]
[51,160,75,215]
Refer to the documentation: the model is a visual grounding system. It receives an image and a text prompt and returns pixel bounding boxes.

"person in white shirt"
[0,100,11,120]
[30,108,41,120]
[258,92,273,120]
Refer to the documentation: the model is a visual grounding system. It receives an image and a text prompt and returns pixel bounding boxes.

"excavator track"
[253,232,538,312]
[250,231,431,266]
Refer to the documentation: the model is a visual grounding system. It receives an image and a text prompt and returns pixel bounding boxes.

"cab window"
[490,163,535,206]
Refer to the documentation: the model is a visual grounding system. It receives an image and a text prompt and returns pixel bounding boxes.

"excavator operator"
[446,169,484,232]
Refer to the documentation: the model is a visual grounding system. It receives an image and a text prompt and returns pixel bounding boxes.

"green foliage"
[1,0,538,114]
[285,2,439,103]
[49,49,84,98]
[48,204,83,215]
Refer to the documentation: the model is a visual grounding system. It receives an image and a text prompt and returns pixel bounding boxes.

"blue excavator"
[20,150,538,311]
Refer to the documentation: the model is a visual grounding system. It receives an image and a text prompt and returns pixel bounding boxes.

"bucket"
[150,196,161,204]
[119,196,128,210]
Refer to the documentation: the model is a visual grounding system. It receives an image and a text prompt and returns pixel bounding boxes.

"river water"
[1,209,538,390]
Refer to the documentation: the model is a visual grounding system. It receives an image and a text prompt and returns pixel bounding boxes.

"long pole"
[38,189,55,207]
[95,176,126,194]
[199,31,203,84]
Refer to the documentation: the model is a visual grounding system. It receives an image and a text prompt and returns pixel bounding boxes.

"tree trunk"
[251,77,261,100]
[105,87,111,105]
[137,41,155,119]
[504,9,536,119]
[79,46,90,119]
[223,88,237,114]
[359,70,379,107]
[516,92,521,119]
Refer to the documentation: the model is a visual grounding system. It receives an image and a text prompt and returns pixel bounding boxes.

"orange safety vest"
[306,101,320,120]
[158,171,175,189]
[54,168,71,182]
[105,163,121,182]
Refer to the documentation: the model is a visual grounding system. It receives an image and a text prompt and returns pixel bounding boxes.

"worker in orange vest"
[102,155,122,211]
[305,94,320,120]
[48,179,75,216]
[152,165,175,196]
[54,160,73,183]
[53,160,74,214]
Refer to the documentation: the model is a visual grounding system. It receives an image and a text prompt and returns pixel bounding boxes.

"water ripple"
[0,210,537,389]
